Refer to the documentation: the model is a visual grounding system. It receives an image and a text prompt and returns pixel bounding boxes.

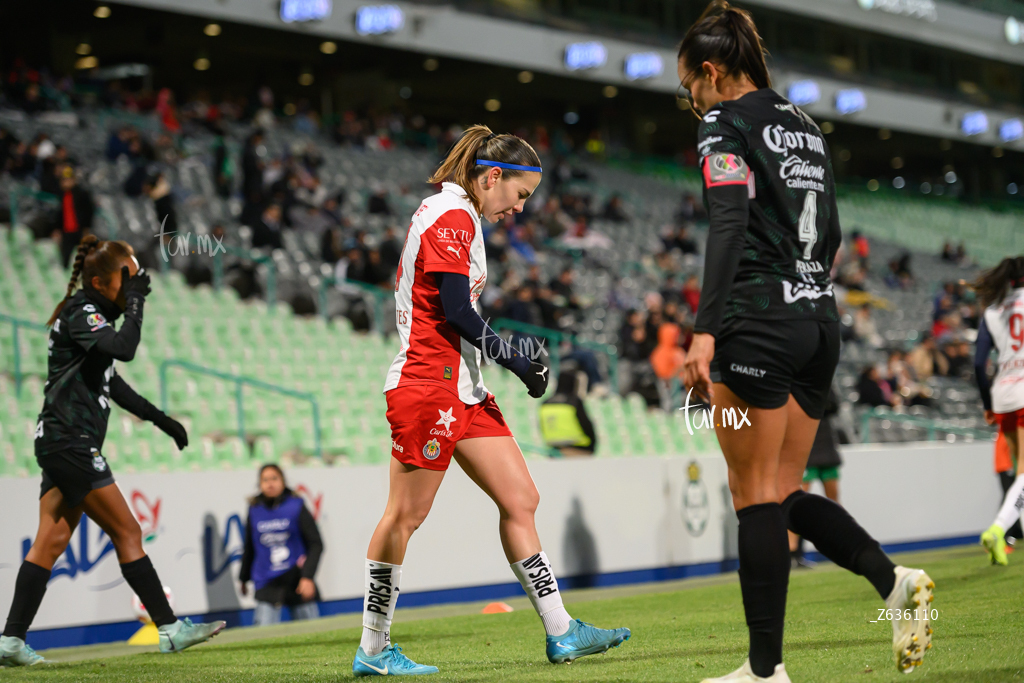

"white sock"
[994,473,1024,532]
[511,551,573,637]
[359,560,401,656]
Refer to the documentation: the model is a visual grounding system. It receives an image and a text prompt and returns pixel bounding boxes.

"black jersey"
[694,88,841,337]
[35,288,144,455]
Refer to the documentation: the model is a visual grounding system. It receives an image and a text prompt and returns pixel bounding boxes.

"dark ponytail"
[678,0,770,90]
[428,124,541,213]
[47,235,135,327]
[972,256,1024,308]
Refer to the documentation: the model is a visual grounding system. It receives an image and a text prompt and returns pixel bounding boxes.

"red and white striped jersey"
[384,182,490,404]
[984,286,1024,413]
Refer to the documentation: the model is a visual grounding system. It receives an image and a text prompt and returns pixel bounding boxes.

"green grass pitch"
[6,546,1022,682]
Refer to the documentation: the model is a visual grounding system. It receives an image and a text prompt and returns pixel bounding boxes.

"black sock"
[737,502,789,678]
[3,561,51,640]
[120,556,176,627]
[781,490,896,599]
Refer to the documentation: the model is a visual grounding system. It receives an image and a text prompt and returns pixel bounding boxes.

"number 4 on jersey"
[798,190,817,260]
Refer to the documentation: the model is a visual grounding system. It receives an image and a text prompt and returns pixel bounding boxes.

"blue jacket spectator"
[239,464,323,625]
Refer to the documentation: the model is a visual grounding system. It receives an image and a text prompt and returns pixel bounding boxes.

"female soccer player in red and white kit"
[352,126,630,677]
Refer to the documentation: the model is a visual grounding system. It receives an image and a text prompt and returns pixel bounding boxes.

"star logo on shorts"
[436,407,457,431]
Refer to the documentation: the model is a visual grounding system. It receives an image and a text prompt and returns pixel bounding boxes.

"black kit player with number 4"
[678,2,935,681]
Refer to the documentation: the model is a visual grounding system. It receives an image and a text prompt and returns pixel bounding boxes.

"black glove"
[517,360,550,399]
[153,412,188,450]
[122,266,152,298]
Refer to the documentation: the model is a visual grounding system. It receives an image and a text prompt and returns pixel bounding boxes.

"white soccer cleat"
[700,659,791,682]
[885,566,934,674]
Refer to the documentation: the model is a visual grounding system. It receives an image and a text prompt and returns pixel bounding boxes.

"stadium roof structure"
[111,0,1024,150]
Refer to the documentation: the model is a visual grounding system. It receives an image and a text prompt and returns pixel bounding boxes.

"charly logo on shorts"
[422,438,441,460]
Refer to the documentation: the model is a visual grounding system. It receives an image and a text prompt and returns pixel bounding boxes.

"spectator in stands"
[856,365,897,407]
[146,171,177,240]
[663,224,699,255]
[682,274,701,314]
[907,331,949,379]
[239,464,323,626]
[549,268,581,313]
[941,241,970,266]
[884,252,914,289]
[617,309,651,362]
[367,187,392,215]
[933,290,956,323]
[320,224,346,265]
[850,230,869,266]
[0,127,16,172]
[155,88,181,133]
[941,241,957,263]
[932,310,962,342]
[944,338,972,380]
[8,138,36,179]
[506,285,544,329]
[852,305,884,349]
[650,322,686,408]
[676,192,706,223]
[55,166,94,267]
[601,194,628,223]
[19,83,45,115]
[379,226,403,272]
[212,131,233,199]
[539,367,597,456]
[359,249,389,287]
[560,215,612,252]
[335,246,367,284]
[252,203,284,250]
[38,157,64,196]
[539,196,571,239]
[242,129,267,219]
[106,126,134,161]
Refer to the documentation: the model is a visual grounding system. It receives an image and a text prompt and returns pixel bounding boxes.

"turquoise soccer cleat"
[0,636,45,667]
[545,619,631,664]
[353,645,439,676]
[158,618,227,654]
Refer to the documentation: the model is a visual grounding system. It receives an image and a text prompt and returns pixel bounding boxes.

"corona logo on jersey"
[422,438,441,460]
[683,461,710,537]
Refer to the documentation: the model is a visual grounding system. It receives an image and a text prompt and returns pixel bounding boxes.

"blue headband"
[475,159,543,173]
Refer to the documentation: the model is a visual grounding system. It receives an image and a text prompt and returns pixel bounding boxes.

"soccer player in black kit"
[678,3,934,681]
[0,236,225,667]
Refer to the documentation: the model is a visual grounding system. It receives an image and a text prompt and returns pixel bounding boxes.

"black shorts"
[709,318,839,420]
[37,447,115,508]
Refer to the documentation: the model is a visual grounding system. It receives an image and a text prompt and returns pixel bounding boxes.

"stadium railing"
[317,275,388,333]
[859,407,996,444]
[159,359,323,458]
[0,313,49,396]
